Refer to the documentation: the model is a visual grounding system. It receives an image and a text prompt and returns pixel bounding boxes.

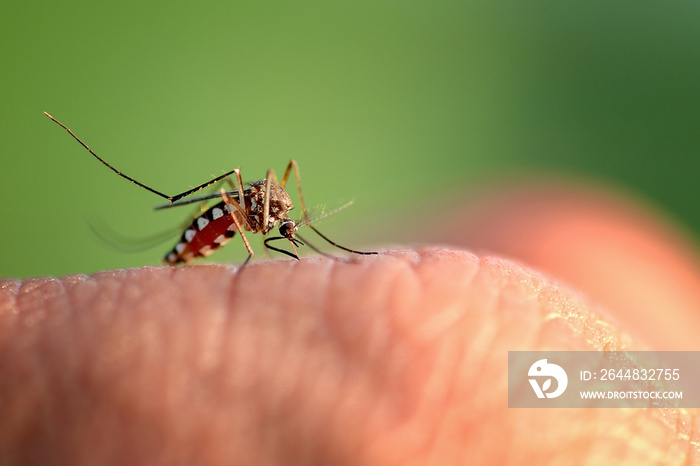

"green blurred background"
[1,1,698,278]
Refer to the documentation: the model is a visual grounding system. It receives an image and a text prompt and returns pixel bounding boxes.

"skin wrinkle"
[16,279,52,330]
[410,309,469,464]
[144,269,209,461]
[165,268,235,464]
[427,255,528,463]
[265,262,313,462]
[23,278,71,377]
[47,280,83,458]
[188,265,259,463]
[296,258,373,465]
[6,293,57,462]
[58,276,90,362]
[362,262,420,462]
[215,267,260,465]
[379,257,433,459]
[229,259,315,464]
[431,258,512,464]
[260,261,302,458]
[375,264,427,456]
[156,271,191,429]
[409,250,479,345]
[0,281,20,360]
[0,280,20,319]
[363,251,496,464]
[251,261,294,455]
[175,266,227,374]
[79,275,145,463]
[340,255,403,462]
[313,258,386,463]
[39,278,83,452]
[88,269,128,341]
[465,257,519,356]
[304,258,349,464]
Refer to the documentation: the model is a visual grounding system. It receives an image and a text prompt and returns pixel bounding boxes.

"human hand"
[1,183,698,464]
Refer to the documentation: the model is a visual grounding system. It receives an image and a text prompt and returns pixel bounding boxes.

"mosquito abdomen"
[164,201,239,264]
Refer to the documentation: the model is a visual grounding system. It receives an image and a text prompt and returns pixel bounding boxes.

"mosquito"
[43,112,377,267]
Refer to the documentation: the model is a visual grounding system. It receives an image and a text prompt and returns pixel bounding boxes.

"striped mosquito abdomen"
[165,201,239,264]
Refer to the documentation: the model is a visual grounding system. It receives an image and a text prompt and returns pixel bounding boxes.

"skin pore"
[1,184,699,464]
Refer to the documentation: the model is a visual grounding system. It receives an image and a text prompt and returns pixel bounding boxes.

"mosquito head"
[278,218,298,240]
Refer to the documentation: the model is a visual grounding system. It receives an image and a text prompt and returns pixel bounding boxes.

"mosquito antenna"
[306,224,377,255]
[291,200,376,256]
[44,112,237,203]
[293,233,346,260]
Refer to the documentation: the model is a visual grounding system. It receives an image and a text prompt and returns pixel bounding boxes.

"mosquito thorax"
[244,180,294,234]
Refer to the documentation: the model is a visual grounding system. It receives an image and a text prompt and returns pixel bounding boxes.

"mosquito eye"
[279,220,296,238]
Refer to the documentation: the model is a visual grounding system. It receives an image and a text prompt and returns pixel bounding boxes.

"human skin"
[1,185,699,465]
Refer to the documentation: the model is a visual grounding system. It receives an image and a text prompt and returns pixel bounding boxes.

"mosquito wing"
[88,216,181,253]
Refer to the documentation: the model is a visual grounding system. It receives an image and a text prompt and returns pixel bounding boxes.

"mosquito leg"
[155,162,248,205]
[168,170,243,203]
[262,167,292,231]
[219,188,254,260]
[231,169,247,213]
[240,253,253,269]
[280,160,310,224]
[187,177,229,218]
[258,168,297,259]
[265,169,273,225]
[225,169,251,224]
